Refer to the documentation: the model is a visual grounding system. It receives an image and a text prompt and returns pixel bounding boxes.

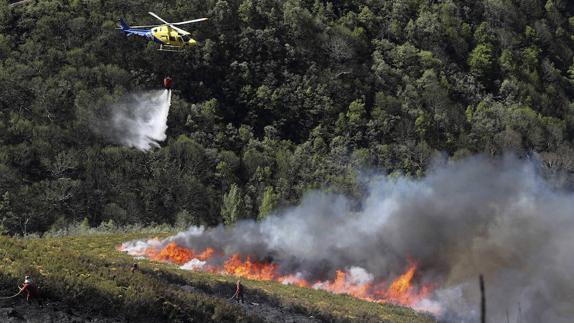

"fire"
[223,254,278,280]
[309,265,432,306]
[135,242,433,308]
[146,242,214,265]
[277,274,309,288]
[382,263,431,304]
[387,264,416,297]
[311,270,372,300]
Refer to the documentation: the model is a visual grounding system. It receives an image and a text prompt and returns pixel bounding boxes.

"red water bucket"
[163,76,173,90]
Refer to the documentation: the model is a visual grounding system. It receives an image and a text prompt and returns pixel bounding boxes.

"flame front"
[127,242,433,308]
[224,254,278,280]
[382,263,431,304]
[146,242,214,265]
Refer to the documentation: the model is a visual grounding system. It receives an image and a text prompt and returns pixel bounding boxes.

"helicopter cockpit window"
[169,36,177,41]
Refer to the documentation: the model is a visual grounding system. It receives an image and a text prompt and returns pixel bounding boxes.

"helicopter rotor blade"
[171,18,208,25]
[169,25,191,35]
[148,11,191,35]
[148,12,170,24]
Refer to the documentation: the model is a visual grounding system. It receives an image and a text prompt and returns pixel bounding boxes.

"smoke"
[122,156,574,322]
[96,90,171,151]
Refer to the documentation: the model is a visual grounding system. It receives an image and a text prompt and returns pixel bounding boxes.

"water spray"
[95,89,172,151]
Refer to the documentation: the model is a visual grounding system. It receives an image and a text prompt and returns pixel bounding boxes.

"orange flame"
[138,243,433,307]
[197,248,215,260]
[383,263,427,304]
[312,270,373,299]
[277,274,310,288]
[224,254,278,280]
[146,242,214,265]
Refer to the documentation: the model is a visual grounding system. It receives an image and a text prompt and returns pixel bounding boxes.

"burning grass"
[123,240,434,310]
[0,233,435,322]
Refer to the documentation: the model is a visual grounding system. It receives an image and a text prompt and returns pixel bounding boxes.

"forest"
[0,0,573,235]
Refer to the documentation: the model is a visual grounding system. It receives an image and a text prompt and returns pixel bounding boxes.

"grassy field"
[0,233,436,322]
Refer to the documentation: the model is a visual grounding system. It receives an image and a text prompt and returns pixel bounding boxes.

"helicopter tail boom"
[119,18,130,31]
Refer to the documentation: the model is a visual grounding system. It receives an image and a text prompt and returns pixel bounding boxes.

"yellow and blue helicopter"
[119,12,207,51]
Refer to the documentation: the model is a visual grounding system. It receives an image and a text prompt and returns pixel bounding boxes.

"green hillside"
[0,232,435,322]
[0,0,573,235]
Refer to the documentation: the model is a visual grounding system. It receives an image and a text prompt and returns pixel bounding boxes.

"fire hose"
[0,290,22,299]
[228,291,238,300]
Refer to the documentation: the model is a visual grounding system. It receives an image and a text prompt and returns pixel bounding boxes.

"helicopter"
[119,12,207,51]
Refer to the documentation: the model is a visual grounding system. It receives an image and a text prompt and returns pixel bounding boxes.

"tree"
[258,186,278,220]
[221,184,244,225]
[468,44,495,81]
[0,0,573,235]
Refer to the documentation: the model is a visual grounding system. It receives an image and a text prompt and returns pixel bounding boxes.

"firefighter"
[233,280,244,304]
[18,275,40,304]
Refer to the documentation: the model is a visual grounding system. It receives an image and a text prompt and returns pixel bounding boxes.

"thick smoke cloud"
[126,156,574,322]
[96,90,171,151]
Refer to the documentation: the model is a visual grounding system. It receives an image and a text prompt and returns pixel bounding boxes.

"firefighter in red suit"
[19,276,40,304]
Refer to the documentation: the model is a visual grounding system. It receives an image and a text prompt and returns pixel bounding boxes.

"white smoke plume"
[99,90,171,151]
[122,156,574,322]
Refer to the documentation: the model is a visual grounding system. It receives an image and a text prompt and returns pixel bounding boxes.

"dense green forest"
[0,0,573,235]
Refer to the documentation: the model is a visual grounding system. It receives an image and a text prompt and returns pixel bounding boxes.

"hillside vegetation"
[0,232,435,322]
[0,0,573,234]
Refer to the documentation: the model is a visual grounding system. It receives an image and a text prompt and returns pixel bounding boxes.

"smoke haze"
[97,90,171,151]
[123,156,574,322]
